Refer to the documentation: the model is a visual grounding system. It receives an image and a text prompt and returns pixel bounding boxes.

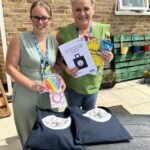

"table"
[87,115,150,150]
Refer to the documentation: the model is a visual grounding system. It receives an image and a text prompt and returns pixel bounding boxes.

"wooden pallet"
[111,33,150,82]
[0,79,11,118]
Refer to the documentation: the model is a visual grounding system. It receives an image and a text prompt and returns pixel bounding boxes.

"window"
[118,0,149,11]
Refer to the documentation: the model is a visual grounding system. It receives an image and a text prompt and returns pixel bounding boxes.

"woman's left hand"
[57,75,66,92]
[99,51,113,63]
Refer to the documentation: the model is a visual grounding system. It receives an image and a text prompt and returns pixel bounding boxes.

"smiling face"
[30,5,52,37]
[71,0,94,29]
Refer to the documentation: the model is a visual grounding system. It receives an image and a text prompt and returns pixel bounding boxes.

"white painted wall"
[0,0,12,95]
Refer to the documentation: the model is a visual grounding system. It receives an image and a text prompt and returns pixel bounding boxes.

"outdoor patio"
[0,79,150,150]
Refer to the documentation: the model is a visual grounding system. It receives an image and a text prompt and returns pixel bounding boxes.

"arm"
[99,37,113,64]
[5,35,45,92]
[100,25,113,63]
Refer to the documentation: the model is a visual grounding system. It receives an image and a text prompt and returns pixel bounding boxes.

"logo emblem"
[42,115,71,130]
[83,108,111,122]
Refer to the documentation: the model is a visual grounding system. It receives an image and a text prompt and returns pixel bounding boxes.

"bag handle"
[120,34,124,47]
[132,34,142,46]
[143,34,148,45]
[120,34,128,47]
[131,34,135,46]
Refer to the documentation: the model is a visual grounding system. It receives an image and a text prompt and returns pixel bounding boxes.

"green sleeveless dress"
[60,22,110,94]
[12,31,58,145]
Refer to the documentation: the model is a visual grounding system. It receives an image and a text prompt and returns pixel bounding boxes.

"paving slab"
[131,101,150,114]
[110,86,150,106]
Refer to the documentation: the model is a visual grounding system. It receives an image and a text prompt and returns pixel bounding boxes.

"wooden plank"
[113,42,132,49]
[113,41,149,49]
[112,33,150,42]
[115,64,149,74]
[115,59,150,69]
[114,52,150,62]
[117,71,143,82]
[112,34,132,42]
[113,48,146,55]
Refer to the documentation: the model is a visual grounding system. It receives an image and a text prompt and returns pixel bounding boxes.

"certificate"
[59,36,97,77]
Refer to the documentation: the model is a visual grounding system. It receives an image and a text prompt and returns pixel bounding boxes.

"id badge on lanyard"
[42,61,50,80]
[31,32,49,80]
[41,61,45,78]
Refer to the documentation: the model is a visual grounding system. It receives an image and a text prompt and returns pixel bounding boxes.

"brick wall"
[1,0,150,82]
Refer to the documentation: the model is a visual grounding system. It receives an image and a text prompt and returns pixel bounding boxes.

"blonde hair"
[70,0,95,5]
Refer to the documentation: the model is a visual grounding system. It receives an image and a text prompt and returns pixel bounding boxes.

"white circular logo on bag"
[42,115,71,130]
[83,108,111,122]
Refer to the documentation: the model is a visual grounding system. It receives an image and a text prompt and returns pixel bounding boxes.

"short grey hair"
[70,0,95,6]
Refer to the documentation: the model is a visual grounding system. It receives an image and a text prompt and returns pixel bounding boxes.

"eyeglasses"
[31,16,51,23]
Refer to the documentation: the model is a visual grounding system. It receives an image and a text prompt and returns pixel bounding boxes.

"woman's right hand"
[65,67,78,77]
[31,81,46,92]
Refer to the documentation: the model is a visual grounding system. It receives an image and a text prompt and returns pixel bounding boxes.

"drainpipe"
[0,0,12,95]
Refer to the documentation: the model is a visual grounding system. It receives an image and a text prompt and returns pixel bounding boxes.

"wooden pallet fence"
[111,33,150,82]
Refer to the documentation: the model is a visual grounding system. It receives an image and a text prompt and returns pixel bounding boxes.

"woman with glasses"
[6,0,66,146]
[56,0,113,110]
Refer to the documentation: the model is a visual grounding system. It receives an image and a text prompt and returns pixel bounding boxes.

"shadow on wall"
[0,136,21,150]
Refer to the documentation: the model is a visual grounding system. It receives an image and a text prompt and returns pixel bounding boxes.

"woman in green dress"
[56,0,113,110]
[6,0,66,146]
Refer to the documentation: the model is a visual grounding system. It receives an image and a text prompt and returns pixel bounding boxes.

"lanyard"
[31,32,49,80]
[76,22,93,37]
